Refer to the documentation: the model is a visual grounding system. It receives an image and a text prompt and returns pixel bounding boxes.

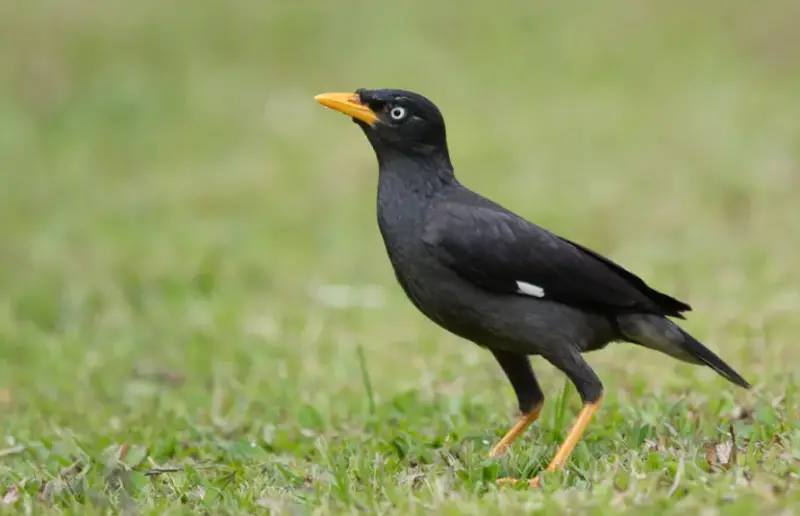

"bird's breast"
[377,218,483,332]
[375,181,481,332]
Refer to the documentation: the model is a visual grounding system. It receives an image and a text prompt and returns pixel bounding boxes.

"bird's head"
[315,88,450,165]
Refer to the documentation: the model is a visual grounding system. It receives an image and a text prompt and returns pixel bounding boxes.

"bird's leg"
[526,396,602,487]
[498,351,603,488]
[488,403,543,457]
[487,350,544,458]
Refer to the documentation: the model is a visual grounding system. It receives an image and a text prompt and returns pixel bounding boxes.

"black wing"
[421,203,691,318]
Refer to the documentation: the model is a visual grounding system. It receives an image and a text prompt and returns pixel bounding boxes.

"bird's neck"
[376,152,456,199]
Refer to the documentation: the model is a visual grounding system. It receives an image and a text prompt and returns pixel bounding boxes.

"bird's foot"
[495,476,541,488]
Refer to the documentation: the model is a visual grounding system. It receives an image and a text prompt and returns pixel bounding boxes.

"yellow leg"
[488,403,543,458]
[497,397,603,488]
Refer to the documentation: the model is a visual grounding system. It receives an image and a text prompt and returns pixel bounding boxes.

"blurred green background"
[1,0,799,512]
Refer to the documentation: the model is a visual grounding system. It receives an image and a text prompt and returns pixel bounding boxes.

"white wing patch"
[516,281,545,298]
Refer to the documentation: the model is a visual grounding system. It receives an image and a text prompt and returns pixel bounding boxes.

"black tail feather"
[678,328,751,389]
[618,314,751,389]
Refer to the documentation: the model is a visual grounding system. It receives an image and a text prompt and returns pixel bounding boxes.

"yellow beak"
[314,92,379,126]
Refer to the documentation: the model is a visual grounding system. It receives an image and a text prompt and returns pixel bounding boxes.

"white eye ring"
[389,106,407,121]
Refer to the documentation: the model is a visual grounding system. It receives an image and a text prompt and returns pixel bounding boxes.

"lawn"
[1,0,799,513]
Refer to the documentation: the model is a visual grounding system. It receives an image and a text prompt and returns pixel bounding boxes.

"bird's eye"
[389,106,407,121]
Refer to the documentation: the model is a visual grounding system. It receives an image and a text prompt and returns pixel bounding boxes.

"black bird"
[314,88,750,486]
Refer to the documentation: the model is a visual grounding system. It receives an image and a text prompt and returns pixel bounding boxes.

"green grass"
[1,0,799,513]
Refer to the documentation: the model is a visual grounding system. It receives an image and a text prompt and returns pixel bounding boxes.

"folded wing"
[421,203,691,318]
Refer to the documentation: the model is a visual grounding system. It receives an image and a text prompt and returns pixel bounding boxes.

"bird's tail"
[617,314,751,389]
